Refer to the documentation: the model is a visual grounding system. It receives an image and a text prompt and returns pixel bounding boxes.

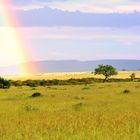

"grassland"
[6,71,140,81]
[0,82,140,139]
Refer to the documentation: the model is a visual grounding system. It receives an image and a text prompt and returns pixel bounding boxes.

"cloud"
[1,5,140,27]
[47,3,140,13]
[15,8,140,27]
[24,26,140,60]
[17,26,140,44]
[11,0,140,13]
[41,0,140,14]
[1,0,140,13]
[10,0,140,5]
[1,26,138,45]
[0,26,140,63]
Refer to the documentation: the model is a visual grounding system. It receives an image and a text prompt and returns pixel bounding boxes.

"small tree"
[0,77,11,89]
[130,73,135,81]
[95,64,118,82]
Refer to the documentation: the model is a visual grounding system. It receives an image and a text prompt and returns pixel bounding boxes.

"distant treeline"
[0,77,140,89]
[10,78,140,87]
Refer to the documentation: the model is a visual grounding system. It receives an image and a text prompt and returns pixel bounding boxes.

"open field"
[0,82,140,139]
[5,71,140,81]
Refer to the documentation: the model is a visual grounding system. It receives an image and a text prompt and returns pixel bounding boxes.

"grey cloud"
[13,7,140,27]
[11,0,67,6]
[10,0,140,6]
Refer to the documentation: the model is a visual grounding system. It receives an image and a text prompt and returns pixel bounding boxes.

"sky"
[0,0,140,66]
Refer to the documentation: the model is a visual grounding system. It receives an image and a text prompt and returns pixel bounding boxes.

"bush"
[0,77,11,89]
[123,89,130,94]
[13,80,22,87]
[130,73,135,81]
[26,80,39,87]
[31,92,42,97]
[40,80,46,86]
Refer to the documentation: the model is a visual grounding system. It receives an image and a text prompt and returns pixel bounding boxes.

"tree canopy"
[0,77,11,89]
[95,64,118,82]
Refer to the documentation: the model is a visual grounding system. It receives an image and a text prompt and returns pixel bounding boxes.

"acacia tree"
[95,64,118,82]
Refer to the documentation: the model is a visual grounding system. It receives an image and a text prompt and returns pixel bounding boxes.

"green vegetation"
[11,78,93,87]
[9,77,140,88]
[95,64,118,82]
[123,89,131,94]
[0,77,11,89]
[130,73,136,81]
[0,82,140,139]
[31,92,42,97]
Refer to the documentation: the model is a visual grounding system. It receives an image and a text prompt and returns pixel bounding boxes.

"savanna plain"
[1,72,140,140]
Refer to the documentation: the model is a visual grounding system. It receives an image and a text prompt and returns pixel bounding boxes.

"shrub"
[13,80,22,87]
[123,89,130,94]
[25,80,39,87]
[40,80,47,86]
[31,92,42,97]
[0,77,11,89]
[130,73,135,81]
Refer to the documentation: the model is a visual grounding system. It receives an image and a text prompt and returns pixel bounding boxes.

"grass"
[5,71,140,81]
[0,82,140,139]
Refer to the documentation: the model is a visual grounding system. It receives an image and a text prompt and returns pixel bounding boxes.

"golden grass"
[5,71,140,81]
[0,82,140,139]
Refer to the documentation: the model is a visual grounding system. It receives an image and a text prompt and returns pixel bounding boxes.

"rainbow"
[0,1,36,75]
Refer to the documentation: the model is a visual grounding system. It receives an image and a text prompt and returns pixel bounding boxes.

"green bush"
[31,92,42,98]
[0,77,11,89]
[13,80,23,87]
[25,80,39,87]
[123,89,130,94]
[39,80,46,86]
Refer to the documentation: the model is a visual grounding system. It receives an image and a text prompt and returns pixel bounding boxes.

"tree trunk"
[103,76,108,83]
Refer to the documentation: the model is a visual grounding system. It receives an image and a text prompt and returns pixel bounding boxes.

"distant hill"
[1,60,140,75]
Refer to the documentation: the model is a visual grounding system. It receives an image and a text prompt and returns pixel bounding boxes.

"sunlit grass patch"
[0,82,140,139]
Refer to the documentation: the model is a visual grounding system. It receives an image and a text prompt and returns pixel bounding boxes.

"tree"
[0,77,11,89]
[130,73,135,81]
[95,64,118,82]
